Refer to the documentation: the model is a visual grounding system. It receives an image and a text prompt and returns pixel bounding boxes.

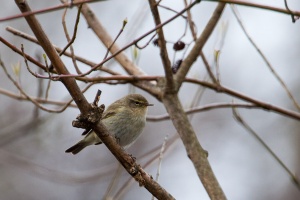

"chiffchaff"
[65,94,153,154]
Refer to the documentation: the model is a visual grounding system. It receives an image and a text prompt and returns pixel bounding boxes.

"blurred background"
[0,0,299,199]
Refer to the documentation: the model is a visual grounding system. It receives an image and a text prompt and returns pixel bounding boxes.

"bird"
[65,94,153,154]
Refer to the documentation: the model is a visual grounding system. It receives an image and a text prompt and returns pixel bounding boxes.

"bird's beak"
[147,103,154,106]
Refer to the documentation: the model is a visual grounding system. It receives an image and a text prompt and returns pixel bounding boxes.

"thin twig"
[232,107,300,190]
[184,0,218,84]
[176,2,226,89]
[5,27,120,75]
[0,88,77,108]
[10,1,201,82]
[213,20,228,84]
[21,45,59,81]
[152,135,168,200]
[2,70,299,122]
[43,55,52,100]
[185,78,300,121]
[79,3,147,77]
[0,36,47,71]
[231,5,300,111]
[1,0,300,23]
[0,0,104,22]
[103,163,122,200]
[1,55,93,113]
[103,18,127,60]
[135,33,157,49]
[60,4,82,56]
[34,54,44,118]
[204,0,300,17]
[60,3,83,74]
[78,0,200,86]
[184,0,197,40]
[284,0,297,22]
[15,1,174,198]
[147,102,258,121]
[158,4,188,19]
[200,52,218,83]
[0,57,64,113]
[57,72,300,121]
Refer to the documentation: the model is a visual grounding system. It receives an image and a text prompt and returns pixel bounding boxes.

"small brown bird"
[65,94,153,154]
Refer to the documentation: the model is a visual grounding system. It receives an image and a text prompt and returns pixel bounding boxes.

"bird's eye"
[135,101,140,105]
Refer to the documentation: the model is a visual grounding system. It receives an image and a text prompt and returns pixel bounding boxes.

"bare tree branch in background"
[0,0,299,199]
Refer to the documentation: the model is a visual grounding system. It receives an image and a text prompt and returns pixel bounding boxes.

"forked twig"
[60,3,83,74]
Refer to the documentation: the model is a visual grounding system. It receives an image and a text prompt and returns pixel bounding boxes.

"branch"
[2,0,300,23]
[206,0,300,17]
[175,2,226,88]
[0,58,67,113]
[77,2,165,98]
[148,0,174,92]
[232,108,300,190]
[154,8,230,189]
[15,1,174,198]
[185,78,300,120]
[147,102,259,121]
[162,93,227,199]
[230,5,300,111]
[77,0,201,97]
[0,0,104,22]
[2,72,299,122]
[5,26,119,76]
[60,3,82,74]
[79,3,147,77]
[15,0,88,112]
[0,87,77,108]
[0,36,47,71]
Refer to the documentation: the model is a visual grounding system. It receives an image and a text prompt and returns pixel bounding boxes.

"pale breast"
[102,112,146,148]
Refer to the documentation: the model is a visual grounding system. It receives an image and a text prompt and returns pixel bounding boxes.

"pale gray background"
[0,0,299,199]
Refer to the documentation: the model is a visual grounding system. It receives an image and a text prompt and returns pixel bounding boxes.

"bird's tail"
[65,141,88,155]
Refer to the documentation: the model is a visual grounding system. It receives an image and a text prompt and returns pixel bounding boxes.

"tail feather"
[65,141,87,155]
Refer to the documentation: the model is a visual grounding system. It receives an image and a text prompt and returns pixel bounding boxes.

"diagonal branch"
[5,26,119,75]
[79,3,146,77]
[148,0,174,92]
[77,2,163,97]
[15,0,89,113]
[15,0,174,199]
[162,93,227,200]
[185,78,300,120]
[0,36,47,71]
[175,2,226,89]
[231,5,300,111]
[206,0,300,17]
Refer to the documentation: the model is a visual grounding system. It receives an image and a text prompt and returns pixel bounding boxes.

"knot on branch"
[72,103,105,130]
[130,165,147,187]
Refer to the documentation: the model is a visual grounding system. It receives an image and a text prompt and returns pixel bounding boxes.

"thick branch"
[162,93,226,200]
[92,122,175,200]
[5,26,119,75]
[15,1,174,199]
[78,2,161,98]
[79,3,145,76]
[15,0,90,114]
[175,2,225,88]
